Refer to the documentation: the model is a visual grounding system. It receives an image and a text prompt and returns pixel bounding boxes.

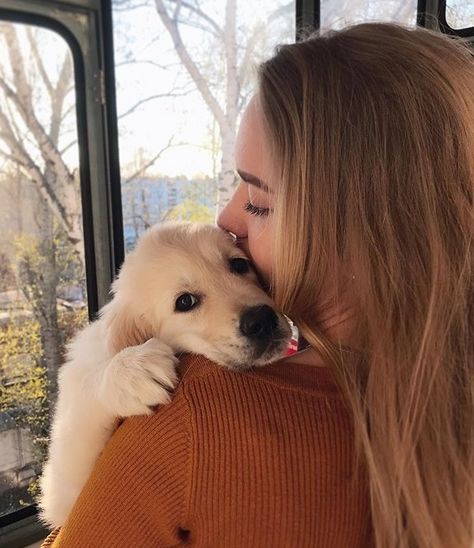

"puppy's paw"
[99,339,179,417]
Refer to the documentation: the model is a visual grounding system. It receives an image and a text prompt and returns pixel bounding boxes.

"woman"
[43,23,473,547]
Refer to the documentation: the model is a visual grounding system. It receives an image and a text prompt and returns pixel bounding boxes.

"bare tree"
[113,0,291,210]
[114,0,449,219]
[152,0,294,209]
[17,193,63,399]
[0,24,83,266]
[0,23,82,398]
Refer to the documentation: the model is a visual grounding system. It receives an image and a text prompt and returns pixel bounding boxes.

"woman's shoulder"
[176,352,343,399]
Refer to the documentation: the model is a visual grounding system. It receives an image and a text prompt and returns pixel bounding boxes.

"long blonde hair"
[258,23,474,548]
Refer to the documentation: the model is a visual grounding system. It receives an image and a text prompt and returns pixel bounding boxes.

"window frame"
[296,0,320,37]
[418,0,474,39]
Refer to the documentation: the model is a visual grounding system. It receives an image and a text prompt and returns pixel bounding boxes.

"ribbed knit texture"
[42,354,373,547]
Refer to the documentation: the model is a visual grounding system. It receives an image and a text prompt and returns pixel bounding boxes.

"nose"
[217,182,248,239]
[239,305,279,339]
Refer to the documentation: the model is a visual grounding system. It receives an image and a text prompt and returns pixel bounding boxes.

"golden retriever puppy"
[39,222,291,528]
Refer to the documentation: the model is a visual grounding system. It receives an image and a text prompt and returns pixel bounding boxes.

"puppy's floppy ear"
[102,299,153,354]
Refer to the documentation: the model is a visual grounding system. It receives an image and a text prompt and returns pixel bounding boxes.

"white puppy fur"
[39,222,291,528]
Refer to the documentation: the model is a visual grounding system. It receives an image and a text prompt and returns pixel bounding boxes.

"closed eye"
[244,201,270,217]
[229,257,250,274]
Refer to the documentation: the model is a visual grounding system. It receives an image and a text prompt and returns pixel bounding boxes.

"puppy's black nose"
[239,305,279,339]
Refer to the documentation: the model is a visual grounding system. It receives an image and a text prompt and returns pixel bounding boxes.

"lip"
[235,236,249,255]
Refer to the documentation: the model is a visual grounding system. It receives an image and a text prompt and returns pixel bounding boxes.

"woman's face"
[217,97,275,284]
[219,97,356,348]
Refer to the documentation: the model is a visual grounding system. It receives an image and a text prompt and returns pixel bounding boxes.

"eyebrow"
[236,169,270,192]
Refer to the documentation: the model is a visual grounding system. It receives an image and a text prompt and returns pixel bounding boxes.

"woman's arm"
[41,387,191,548]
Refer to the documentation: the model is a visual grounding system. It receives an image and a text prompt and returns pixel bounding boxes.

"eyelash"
[244,201,270,217]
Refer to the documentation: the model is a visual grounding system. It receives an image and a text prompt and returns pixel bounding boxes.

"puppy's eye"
[175,293,200,312]
[229,257,250,275]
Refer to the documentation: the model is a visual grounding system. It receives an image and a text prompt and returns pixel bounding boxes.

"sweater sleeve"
[41,389,191,548]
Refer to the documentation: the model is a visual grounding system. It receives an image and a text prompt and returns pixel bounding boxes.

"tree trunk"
[217,0,238,212]
[35,191,62,404]
[217,127,237,212]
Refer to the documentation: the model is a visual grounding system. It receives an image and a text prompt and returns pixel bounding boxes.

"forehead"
[131,229,245,290]
[235,97,273,183]
[153,241,249,290]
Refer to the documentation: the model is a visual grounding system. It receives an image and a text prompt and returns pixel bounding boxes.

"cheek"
[247,220,273,283]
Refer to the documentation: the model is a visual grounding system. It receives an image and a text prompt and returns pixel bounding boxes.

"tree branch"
[123,136,175,184]
[176,18,221,39]
[1,26,73,171]
[154,0,228,132]
[0,108,74,238]
[118,90,192,120]
[27,27,54,100]
[50,52,73,144]
[113,0,150,11]
[0,72,73,179]
[0,147,28,168]
[115,59,169,71]
[59,139,78,156]
[167,0,223,38]
[2,24,33,109]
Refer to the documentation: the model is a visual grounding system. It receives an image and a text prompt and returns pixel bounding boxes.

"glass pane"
[446,1,474,29]
[0,22,87,517]
[112,0,295,251]
[321,0,417,30]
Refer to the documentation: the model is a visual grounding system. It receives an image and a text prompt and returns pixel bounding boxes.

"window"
[112,0,296,249]
[0,21,87,520]
[0,2,121,544]
[321,0,417,29]
[445,1,474,30]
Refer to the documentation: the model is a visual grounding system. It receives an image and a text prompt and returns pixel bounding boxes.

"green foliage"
[0,309,86,450]
[0,316,44,412]
[0,307,87,510]
[0,312,49,514]
[13,224,84,294]
[167,199,215,223]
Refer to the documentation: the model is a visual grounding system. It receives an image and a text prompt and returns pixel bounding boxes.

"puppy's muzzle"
[239,305,278,338]
[239,304,285,357]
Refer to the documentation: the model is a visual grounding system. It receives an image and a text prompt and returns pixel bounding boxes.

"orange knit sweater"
[42,354,373,547]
